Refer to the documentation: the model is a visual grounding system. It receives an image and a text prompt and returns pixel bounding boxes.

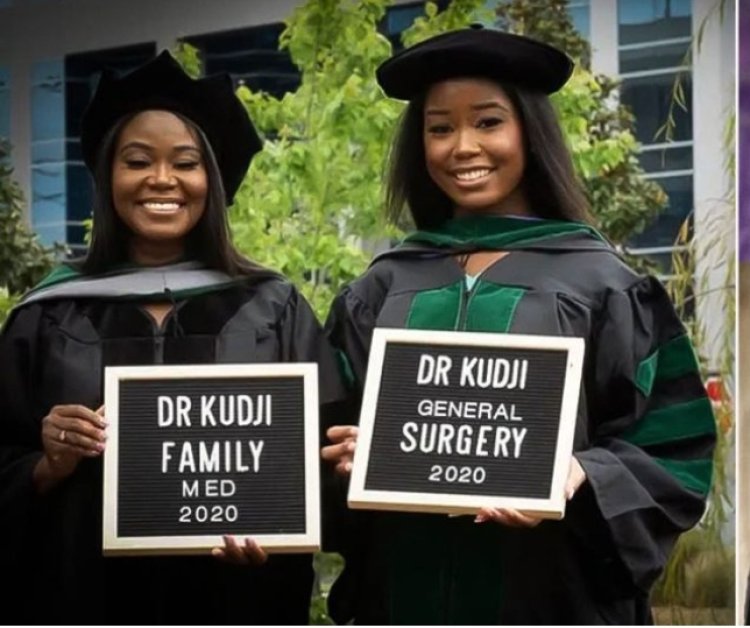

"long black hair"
[76,110,264,277]
[385,80,592,230]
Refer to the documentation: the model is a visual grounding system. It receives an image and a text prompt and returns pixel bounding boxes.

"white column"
[589,0,619,75]
[691,0,735,370]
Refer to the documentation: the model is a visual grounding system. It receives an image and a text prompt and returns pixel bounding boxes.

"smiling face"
[111,110,207,265]
[423,78,530,219]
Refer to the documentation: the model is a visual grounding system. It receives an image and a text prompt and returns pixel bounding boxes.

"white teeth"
[143,202,181,210]
[455,169,490,181]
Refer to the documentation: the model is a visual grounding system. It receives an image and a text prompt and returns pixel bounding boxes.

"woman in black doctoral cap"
[0,51,343,624]
[321,27,715,625]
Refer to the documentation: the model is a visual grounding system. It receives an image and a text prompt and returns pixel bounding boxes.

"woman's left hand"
[475,456,587,528]
[211,535,267,566]
[564,455,586,500]
[475,507,542,528]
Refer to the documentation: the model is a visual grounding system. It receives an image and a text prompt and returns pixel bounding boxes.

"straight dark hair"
[385,81,592,230]
[75,111,265,277]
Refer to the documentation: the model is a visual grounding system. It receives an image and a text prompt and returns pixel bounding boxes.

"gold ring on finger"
[59,429,67,443]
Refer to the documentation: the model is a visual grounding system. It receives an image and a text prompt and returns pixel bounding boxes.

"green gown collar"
[402,215,607,250]
[32,263,83,291]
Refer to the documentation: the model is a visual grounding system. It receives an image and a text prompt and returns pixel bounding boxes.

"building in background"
[0,0,443,253]
[0,1,735,340]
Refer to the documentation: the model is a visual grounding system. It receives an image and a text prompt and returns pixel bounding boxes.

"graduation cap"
[377,25,574,100]
[80,50,262,204]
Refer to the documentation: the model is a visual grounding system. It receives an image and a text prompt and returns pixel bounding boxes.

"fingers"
[326,425,358,444]
[55,420,106,453]
[46,417,106,453]
[212,535,267,566]
[36,404,107,486]
[54,404,108,427]
[474,507,542,528]
[242,537,268,565]
[320,439,355,462]
[335,460,353,475]
[320,441,354,476]
[213,534,242,562]
[503,509,542,528]
[564,482,575,501]
[322,425,357,476]
[42,405,108,457]
[565,456,586,500]
[474,509,490,524]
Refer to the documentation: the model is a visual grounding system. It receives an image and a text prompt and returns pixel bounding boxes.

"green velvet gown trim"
[402,215,606,250]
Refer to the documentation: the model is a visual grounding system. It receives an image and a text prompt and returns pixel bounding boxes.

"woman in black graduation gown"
[321,27,716,625]
[0,52,343,624]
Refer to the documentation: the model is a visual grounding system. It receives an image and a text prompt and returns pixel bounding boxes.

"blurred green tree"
[176,0,664,320]
[0,138,56,323]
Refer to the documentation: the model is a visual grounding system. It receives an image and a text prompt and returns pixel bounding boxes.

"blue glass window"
[618,0,693,256]
[620,73,692,144]
[618,0,691,44]
[31,164,67,245]
[638,144,693,172]
[185,4,452,110]
[629,175,693,248]
[568,0,590,40]
[619,0,692,23]
[620,39,690,73]
[32,61,65,141]
[31,59,66,247]
[186,24,299,99]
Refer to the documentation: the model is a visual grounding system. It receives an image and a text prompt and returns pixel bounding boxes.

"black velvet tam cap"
[377,26,574,99]
[81,50,262,204]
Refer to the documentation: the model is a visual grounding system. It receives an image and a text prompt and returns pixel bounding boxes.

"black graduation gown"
[0,274,344,625]
[324,232,716,625]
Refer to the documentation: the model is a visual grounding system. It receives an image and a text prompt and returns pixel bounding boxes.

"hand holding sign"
[211,535,268,566]
[103,364,320,555]
[321,425,359,475]
[474,457,587,527]
[35,404,108,494]
[348,330,585,519]
[475,507,542,528]
[564,456,586,500]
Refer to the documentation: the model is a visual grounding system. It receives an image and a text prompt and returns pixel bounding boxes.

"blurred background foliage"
[0,138,56,315]
[222,0,666,316]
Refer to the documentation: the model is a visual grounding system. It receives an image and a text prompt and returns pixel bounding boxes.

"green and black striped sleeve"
[575,274,716,592]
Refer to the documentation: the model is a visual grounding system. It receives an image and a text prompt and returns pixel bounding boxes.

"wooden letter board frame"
[103,363,319,555]
[348,328,585,519]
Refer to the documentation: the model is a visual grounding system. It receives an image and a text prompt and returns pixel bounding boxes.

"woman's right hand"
[34,405,107,493]
[321,425,358,476]
[211,535,268,566]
